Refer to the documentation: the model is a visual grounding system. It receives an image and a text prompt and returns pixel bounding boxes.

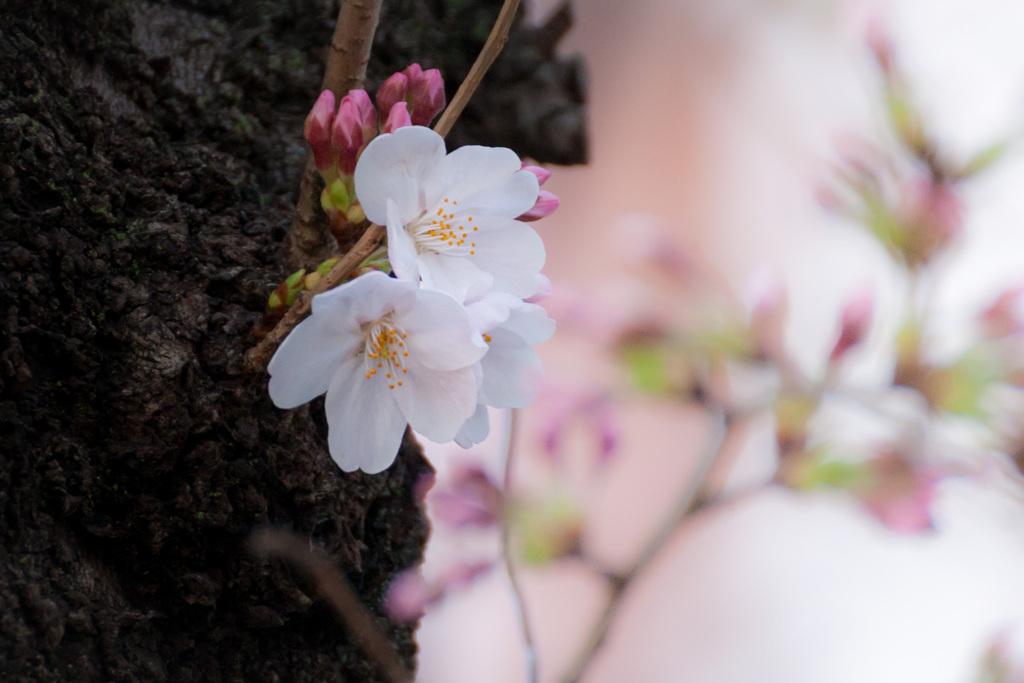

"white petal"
[394,360,478,443]
[464,292,518,333]
[354,126,446,224]
[325,355,408,473]
[268,313,359,409]
[502,302,556,346]
[418,252,492,304]
[424,146,537,217]
[310,270,416,326]
[469,219,546,298]
[454,403,491,448]
[396,289,486,370]
[479,331,543,408]
[386,200,422,284]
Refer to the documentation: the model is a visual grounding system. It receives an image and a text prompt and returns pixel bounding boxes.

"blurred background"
[415,0,1024,681]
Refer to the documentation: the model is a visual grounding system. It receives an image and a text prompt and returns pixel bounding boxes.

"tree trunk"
[0,0,585,680]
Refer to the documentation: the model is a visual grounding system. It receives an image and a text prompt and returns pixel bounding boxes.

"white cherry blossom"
[454,293,556,448]
[268,271,485,473]
[354,126,545,303]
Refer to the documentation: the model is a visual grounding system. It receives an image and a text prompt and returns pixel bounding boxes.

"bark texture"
[0,0,585,680]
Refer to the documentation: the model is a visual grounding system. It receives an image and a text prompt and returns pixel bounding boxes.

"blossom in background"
[354,125,545,302]
[267,271,485,473]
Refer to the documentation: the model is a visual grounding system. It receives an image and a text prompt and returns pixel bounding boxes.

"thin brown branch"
[289,0,384,266]
[250,528,412,683]
[500,409,539,683]
[432,0,522,138]
[247,223,385,371]
[558,408,753,683]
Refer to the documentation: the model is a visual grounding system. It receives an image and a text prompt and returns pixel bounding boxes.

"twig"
[432,0,522,138]
[253,0,523,370]
[500,408,539,683]
[289,0,384,266]
[247,223,385,370]
[250,528,412,683]
[558,408,749,683]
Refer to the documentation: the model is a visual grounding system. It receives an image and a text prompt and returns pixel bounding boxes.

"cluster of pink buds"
[376,64,446,129]
[302,64,447,229]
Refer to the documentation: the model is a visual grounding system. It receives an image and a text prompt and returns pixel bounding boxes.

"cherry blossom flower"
[267,271,485,474]
[453,292,556,447]
[354,126,545,302]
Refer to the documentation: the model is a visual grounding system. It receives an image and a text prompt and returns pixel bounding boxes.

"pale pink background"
[416,0,1024,681]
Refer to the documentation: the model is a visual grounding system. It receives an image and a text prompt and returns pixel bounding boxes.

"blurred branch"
[250,528,412,683]
[433,0,522,137]
[559,407,754,683]
[501,408,539,683]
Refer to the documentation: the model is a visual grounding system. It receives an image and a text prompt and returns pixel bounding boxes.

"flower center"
[362,315,410,390]
[409,197,479,257]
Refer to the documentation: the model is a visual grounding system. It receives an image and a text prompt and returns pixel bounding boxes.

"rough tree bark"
[0,0,584,680]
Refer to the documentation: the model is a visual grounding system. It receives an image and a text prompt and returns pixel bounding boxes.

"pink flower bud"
[402,63,424,84]
[331,94,364,175]
[376,72,409,122]
[347,88,378,147]
[431,463,502,529]
[304,90,336,172]
[829,290,874,362]
[979,286,1024,338]
[409,68,446,126]
[383,569,431,622]
[900,179,963,265]
[855,450,939,534]
[865,16,894,75]
[750,278,788,361]
[521,163,552,186]
[383,101,412,133]
[518,190,559,222]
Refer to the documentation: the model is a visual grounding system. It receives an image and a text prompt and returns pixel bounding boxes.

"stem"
[289,0,384,266]
[501,408,540,683]
[558,408,745,683]
[250,528,412,683]
[432,0,522,138]
[246,223,385,370]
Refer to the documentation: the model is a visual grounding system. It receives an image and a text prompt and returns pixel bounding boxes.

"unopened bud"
[304,90,336,172]
[345,202,366,225]
[865,16,894,75]
[347,89,378,145]
[979,286,1024,338]
[829,290,873,362]
[409,67,446,126]
[383,101,412,133]
[376,72,409,122]
[901,179,962,265]
[332,95,364,175]
[383,569,431,623]
[518,190,559,222]
[303,271,322,289]
[521,163,552,186]
[323,179,350,211]
[750,279,788,361]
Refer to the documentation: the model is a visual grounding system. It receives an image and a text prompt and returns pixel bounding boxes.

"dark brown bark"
[0,0,585,680]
